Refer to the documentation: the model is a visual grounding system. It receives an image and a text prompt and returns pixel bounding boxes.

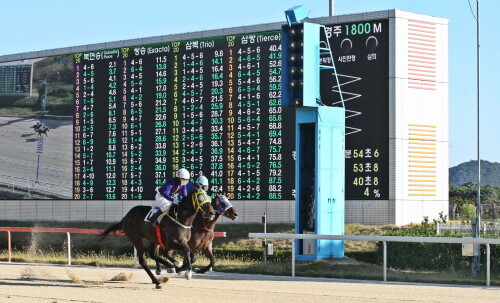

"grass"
[0,106,40,117]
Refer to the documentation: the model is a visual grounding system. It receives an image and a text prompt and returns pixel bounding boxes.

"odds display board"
[73,20,389,201]
[0,64,31,94]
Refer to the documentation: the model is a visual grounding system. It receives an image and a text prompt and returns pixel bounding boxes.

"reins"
[166,213,193,229]
[165,189,212,229]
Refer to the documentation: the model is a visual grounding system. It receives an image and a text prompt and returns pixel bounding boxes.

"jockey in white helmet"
[146,168,191,225]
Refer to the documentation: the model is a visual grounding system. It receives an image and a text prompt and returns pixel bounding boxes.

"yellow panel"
[407,123,439,198]
[409,141,436,146]
[408,179,436,182]
[408,128,436,132]
[409,146,436,150]
[409,155,436,159]
[408,124,436,128]
[409,164,436,168]
[409,151,436,154]
[409,138,437,141]
[409,132,436,137]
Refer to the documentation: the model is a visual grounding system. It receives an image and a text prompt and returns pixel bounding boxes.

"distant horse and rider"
[100,185,236,289]
[31,122,49,136]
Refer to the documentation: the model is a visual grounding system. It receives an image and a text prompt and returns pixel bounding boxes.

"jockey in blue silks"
[146,168,190,225]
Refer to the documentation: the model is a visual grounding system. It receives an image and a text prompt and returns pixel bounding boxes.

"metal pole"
[329,0,334,16]
[41,79,47,114]
[291,239,295,277]
[35,154,41,182]
[7,231,11,262]
[472,0,481,278]
[383,241,387,282]
[263,213,267,263]
[486,244,490,286]
[66,232,71,265]
[476,0,481,233]
[134,248,138,268]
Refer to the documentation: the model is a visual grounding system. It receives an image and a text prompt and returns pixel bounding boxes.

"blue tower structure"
[281,6,345,260]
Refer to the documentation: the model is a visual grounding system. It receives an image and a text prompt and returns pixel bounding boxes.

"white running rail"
[248,233,500,286]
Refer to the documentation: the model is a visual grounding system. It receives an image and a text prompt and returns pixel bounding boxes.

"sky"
[0,0,497,167]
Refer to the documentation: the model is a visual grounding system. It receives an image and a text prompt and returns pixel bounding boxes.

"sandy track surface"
[0,116,73,196]
[1,262,500,303]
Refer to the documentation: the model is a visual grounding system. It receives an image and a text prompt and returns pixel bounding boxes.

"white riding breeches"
[155,192,172,212]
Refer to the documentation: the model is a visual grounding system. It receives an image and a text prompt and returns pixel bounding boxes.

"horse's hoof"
[185,270,193,280]
[167,268,175,274]
[155,284,162,290]
[155,269,161,275]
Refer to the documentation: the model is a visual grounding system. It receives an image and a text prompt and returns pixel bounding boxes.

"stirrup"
[145,207,161,224]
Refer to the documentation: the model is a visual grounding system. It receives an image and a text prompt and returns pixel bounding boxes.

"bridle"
[166,189,212,229]
[215,194,233,215]
[192,189,212,213]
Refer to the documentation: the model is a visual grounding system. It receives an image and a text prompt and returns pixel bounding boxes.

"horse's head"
[214,193,238,221]
[190,188,214,219]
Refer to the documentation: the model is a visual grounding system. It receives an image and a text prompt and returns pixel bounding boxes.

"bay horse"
[156,193,238,275]
[31,122,49,136]
[99,188,213,289]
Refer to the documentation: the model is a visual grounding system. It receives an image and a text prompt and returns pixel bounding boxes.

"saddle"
[144,207,167,224]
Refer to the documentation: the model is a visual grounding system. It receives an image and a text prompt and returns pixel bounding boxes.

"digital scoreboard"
[322,20,389,200]
[0,64,31,94]
[73,20,389,201]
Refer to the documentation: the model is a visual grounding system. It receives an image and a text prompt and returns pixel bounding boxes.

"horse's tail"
[99,221,123,241]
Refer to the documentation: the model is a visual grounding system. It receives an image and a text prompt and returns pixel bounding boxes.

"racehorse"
[31,122,49,136]
[99,188,214,289]
[157,193,238,275]
[36,127,49,136]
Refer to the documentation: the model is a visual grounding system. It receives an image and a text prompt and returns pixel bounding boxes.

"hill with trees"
[449,160,500,186]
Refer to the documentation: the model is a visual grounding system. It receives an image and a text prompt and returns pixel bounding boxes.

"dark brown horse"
[157,193,238,275]
[99,188,213,289]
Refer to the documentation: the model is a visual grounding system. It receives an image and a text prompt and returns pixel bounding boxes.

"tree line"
[449,183,500,220]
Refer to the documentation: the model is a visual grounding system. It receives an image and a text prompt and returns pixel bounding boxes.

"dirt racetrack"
[1,262,500,303]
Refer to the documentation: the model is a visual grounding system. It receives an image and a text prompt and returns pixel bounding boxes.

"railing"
[0,174,72,198]
[1,227,226,266]
[437,222,500,237]
[248,233,500,286]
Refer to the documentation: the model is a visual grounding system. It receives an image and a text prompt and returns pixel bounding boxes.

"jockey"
[146,168,190,225]
[186,175,209,193]
[32,122,42,131]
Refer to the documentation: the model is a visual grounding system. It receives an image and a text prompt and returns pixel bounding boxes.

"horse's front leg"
[179,244,194,280]
[149,244,176,276]
[153,245,162,275]
[163,250,182,273]
[176,250,196,273]
[196,244,215,274]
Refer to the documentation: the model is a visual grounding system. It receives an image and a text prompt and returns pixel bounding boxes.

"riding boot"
[171,204,179,218]
[147,210,163,226]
